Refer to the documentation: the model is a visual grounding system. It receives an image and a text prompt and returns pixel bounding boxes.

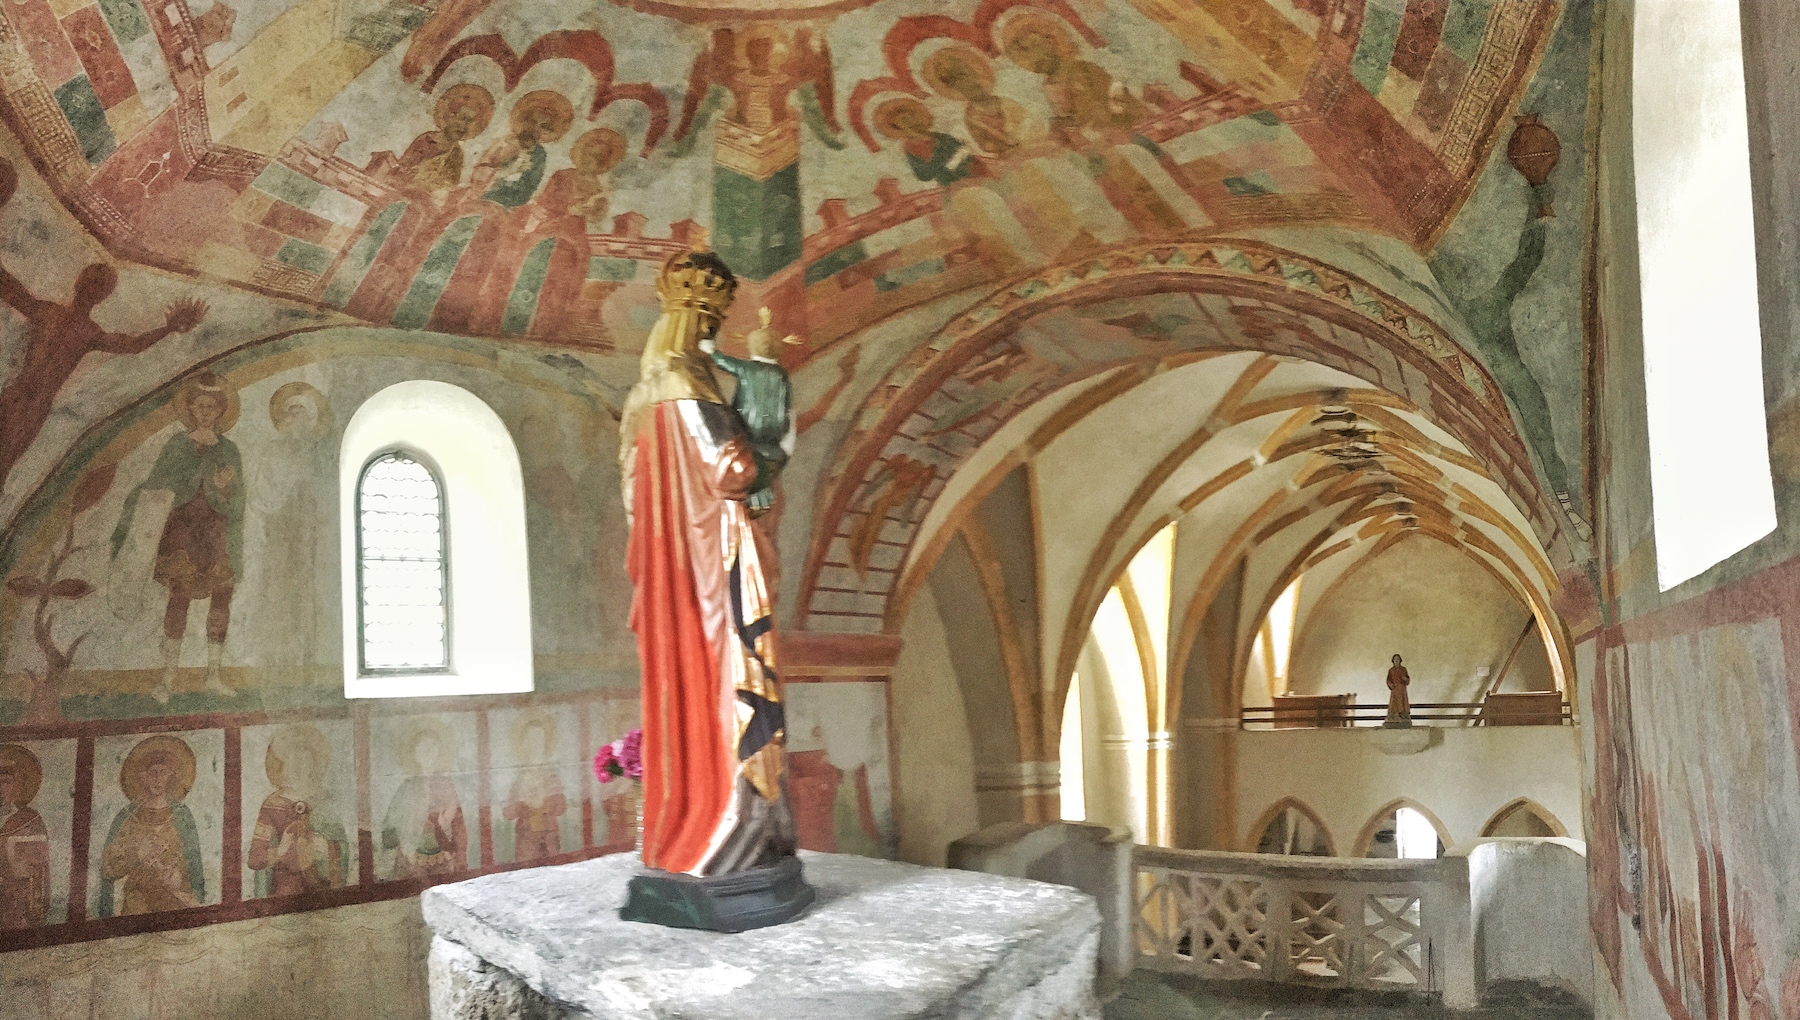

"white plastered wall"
[890,585,981,866]
[1232,726,1585,853]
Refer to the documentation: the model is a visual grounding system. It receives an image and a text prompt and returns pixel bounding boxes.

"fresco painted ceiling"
[0,0,1597,606]
[0,0,1560,349]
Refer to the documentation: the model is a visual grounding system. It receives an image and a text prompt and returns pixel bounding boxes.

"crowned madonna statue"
[615,244,813,931]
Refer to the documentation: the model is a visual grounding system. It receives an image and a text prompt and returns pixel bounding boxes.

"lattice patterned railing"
[1132,846,1465,997]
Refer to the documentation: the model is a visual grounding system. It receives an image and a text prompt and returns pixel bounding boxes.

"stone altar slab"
[423,851,1101,1020]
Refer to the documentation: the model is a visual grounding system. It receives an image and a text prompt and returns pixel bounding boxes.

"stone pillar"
[974,759,1059,824]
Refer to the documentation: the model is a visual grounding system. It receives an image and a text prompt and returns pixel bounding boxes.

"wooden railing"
[1241,692,1571,729]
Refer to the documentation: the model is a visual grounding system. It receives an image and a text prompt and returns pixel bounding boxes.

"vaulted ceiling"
[3,0,1561,337]
[0,0,1596,616]
[884,303,1568,719]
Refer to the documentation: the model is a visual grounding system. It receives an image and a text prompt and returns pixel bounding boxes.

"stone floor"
[1105,973,1592,1020]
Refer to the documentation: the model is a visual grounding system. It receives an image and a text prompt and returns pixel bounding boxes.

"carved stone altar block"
[423,851,1101,1020]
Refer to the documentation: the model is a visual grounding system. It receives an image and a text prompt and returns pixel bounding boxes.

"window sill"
[344,671,534,700]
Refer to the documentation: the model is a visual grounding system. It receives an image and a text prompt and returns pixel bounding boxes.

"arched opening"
[1247,797,1334,857]
[1059,670,1084,822]
[1085,586,1152,842]
[1481,798,1568,839]
[883,313,1582,857]
[1356,799,1451,859]
[339,380,532,699]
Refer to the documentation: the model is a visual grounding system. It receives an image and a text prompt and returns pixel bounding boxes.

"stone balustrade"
[1131,845,1477,1009]
[953,824,1592,1011]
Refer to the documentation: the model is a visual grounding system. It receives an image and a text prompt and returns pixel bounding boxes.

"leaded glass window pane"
[358,452,447,671]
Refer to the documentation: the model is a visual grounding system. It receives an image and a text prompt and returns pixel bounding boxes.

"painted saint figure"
[537,128,626,228]
[99,735,205,916]
[470,91,574,209]
[617,244,807,912]
[996,15,1184,235]
[0,156,208,486]
[923,46,1026,159]
[392,84,495,196]
[875,98,976,187]
[248,725,348,897]
[501,715,567,862]
[379,722,468,880]
[112,373,245,702]
[1001,15,1145,143]
[0,744,50,929]
[1384,654,1413,728]
[700,305,797,515]
[446,127,628,339]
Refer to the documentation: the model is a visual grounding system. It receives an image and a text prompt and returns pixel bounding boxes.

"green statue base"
[619,855,815,933]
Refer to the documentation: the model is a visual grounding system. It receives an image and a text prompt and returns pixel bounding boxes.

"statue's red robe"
[627,399,792,876]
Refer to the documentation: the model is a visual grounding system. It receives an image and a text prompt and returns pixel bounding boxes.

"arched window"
[340,381,531,699]
[356,451,448,673]
[1356,800,1449,860]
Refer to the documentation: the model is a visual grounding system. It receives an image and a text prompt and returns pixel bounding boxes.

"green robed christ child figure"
[699,306,799,515]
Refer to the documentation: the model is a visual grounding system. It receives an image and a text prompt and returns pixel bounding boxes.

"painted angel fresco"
[673,26,839,143]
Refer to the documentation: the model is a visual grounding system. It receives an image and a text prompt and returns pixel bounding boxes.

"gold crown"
[657,246,737,317]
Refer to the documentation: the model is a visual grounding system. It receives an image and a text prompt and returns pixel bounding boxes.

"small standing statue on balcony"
[614,241,812,932]
[1384,653,1412,728]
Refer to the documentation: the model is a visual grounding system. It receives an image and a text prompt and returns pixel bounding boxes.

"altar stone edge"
[423,851,1101,1020]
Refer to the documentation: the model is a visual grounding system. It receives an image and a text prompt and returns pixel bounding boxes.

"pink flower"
[593,728,644,784]
[594,743,621,784]
[620,728,643,780]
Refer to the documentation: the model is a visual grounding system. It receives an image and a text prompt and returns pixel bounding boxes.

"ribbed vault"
[887,296,1569,825]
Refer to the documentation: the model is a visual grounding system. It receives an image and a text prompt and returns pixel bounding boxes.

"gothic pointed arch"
[1354,798,1454,857]
[1245,796,1336,856]
[1481,797,1569,838]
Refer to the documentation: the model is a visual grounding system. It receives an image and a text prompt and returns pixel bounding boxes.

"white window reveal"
[357,452,448,672]
[1394,807,1440,861]
[340,381,532,698]
[1632,0,1777,589]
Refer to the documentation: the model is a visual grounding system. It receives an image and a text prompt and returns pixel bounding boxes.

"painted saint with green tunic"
[98,735,206,916]
[110,373,245,701]
[703,306,798,515]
